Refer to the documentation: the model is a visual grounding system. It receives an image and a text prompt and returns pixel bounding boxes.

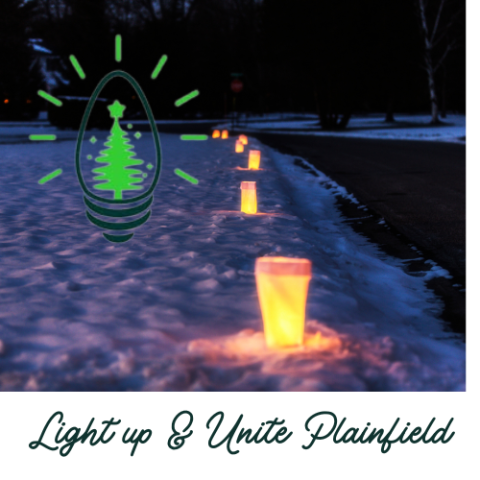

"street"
[253,134,465,280]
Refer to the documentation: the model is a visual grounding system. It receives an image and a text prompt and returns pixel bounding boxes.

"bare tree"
[415,0,464,124]
[29,0,68,23]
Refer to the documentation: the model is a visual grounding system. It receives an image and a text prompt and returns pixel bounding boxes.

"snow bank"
[0,133,464,391]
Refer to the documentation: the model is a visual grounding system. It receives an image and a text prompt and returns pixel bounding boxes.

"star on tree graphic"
[92,100,144,200]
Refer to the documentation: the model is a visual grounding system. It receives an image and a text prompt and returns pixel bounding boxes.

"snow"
[0,123,77,144]
[0,131,465,391]
[28,39,52,55]
[217,113,466,143]
[57,96,108,102]
[124,119,224,125]
[31,44,53,55]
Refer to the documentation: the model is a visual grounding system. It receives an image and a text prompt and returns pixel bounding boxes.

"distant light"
[212,130,220,138]
[255,257,312,349]
[241,181,257,214]
[248,150,261,170]
[221,130,229,139]
[239,134,248,145]
[26,99,32,104]
[4,99,9,104]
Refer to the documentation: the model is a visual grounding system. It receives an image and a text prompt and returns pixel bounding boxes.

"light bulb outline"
[75,70,162,205]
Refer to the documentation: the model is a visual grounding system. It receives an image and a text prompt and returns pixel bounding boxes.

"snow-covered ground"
[0,122,78,144]
[0,131,465,391]
[0,119,223,144]
[218,113,466,143]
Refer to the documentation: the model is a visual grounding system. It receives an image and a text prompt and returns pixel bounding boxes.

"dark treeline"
[1,0,465,127]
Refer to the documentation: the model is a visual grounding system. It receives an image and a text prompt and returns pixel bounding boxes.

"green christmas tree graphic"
[93,100,144,200]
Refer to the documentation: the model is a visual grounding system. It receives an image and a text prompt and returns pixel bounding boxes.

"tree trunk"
[314,90,320,119]
[417,0,441,125]
[425,51,440,124]
[319,111,351,130]
[385,95,395,123]
[441,65,447,119]
[385,111,395,123]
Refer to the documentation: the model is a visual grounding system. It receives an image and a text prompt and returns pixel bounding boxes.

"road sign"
[231,79,243,93]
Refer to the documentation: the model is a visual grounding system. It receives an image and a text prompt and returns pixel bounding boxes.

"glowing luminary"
[212,130,220,138]
[241,181,257,214]
[239,134,248,145]
[255,257,312,349]
[235,140,244,153]
[221,130,229,139]
[248,150,261,170]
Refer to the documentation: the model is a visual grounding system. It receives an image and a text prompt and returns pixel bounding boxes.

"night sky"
[0,0,466,121]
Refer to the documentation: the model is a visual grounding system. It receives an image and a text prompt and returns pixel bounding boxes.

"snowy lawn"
[217,113,466,143]
[0,122,78,145]
[0,133,465,391]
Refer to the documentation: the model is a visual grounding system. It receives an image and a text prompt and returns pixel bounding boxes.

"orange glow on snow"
[187,327,342,361]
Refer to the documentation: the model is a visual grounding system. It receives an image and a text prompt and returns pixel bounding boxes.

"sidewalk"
[0,133,465,391]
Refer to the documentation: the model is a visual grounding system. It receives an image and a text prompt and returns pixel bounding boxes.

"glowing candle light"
[212,130,220,138]
[255,257,312,349]
[241,181,257,214]
[221,130,229,139]
[248,150,261,169]
[235,140,244,153]
[239,134,248,145]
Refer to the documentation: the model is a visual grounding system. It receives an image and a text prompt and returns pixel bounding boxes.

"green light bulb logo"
[34,35,201,243]
[75,71,162,243]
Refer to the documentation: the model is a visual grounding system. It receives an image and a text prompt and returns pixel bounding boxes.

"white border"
[1,1,475,477]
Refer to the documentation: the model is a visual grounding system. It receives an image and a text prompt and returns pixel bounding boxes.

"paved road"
[253,133,466,283]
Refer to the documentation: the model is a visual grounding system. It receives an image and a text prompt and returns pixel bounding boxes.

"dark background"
[0,0,465,125]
